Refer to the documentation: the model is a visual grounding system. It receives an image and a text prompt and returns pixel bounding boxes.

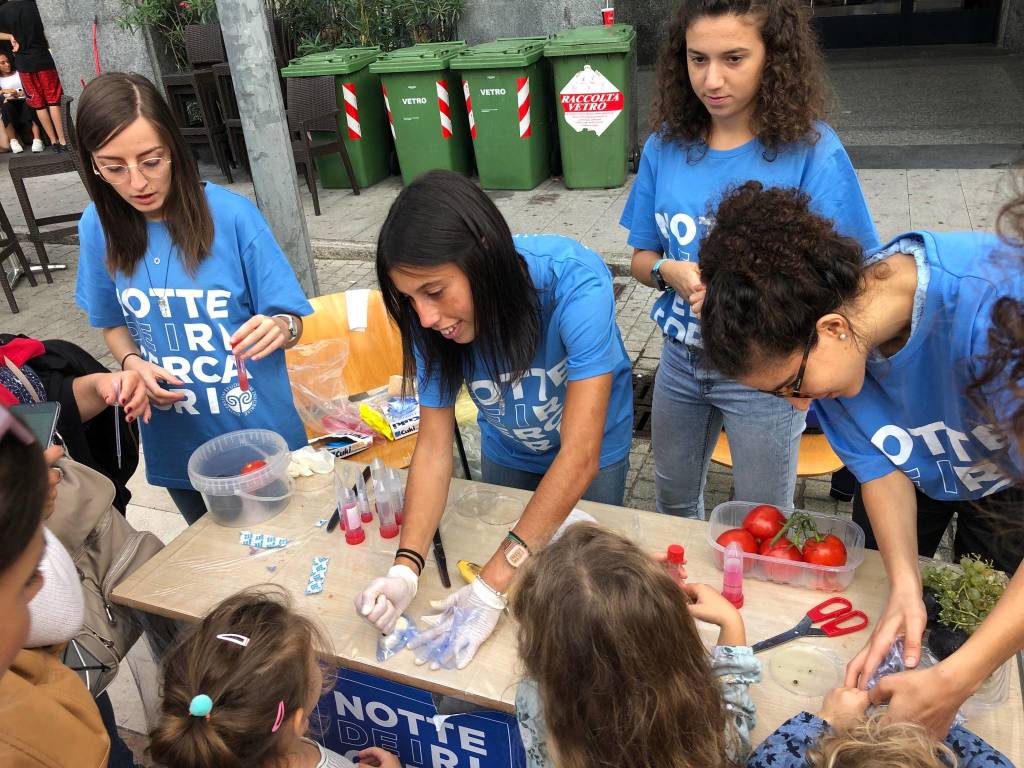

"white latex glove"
[354,564,418,634]
[407,577,505,670]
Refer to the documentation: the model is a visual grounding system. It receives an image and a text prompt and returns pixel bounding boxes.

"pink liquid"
[379,523,399,539]
[235,353,249,392]
[343,503,364,545]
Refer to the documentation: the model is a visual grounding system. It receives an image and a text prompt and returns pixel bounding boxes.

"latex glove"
[354,564,418,635]
[407,577,505,670]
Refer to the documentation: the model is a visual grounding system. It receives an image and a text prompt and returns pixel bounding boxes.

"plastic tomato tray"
[706,501,866,592]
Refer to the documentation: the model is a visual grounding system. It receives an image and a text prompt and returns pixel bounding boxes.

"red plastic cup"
[602,6,615,25]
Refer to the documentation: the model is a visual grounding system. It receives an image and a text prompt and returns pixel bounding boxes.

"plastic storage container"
[706,501,865,591]
[280,47,391,189]
[450,37,554,190]
[187,429,294,527]
[544,24,636,189]
[369,42,474,184]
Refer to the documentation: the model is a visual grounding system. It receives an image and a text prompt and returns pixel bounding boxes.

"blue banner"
[314,668,527,768]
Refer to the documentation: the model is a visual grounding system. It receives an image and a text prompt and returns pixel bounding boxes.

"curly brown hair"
[509,523,738,768]
[699,181,865,377]
[651,0,829,153]
[968,170,1024,477]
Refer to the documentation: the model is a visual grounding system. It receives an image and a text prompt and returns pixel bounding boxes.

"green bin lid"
[450,37,548,70]
[280,47,381,77]
[369,42,467,73]
[543,24,635,57]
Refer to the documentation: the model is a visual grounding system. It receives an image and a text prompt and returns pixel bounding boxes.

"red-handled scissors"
[752,597,868,654]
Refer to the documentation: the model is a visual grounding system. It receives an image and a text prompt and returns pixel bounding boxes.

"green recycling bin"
[544,24,636,189]
[369,42,474,185]
[280,47,391,189]
[451,37,553,190]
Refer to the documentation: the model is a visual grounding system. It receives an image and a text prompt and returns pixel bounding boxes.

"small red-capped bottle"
[664,544,686,583]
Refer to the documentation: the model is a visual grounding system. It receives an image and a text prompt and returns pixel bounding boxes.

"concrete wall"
[1002,0,1024,52]
[458,0,671,66]
[35,0,169,107]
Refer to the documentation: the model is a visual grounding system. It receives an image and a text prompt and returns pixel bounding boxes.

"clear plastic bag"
[287,339,365,438]
[865,638,966,726]
[377,614,419,663]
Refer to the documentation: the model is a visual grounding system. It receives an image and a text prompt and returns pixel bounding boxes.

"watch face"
[502,538,530,568]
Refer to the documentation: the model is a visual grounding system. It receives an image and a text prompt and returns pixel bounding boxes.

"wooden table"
[113,468,1023,762]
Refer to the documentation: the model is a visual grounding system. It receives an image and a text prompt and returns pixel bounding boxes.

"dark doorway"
[809,0,1003,48]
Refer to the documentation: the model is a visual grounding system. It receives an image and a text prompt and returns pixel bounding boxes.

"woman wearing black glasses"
[698,179,1024,742]
[74,73,312,525]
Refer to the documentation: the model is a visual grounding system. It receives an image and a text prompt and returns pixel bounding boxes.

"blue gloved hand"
[407,577,505,670]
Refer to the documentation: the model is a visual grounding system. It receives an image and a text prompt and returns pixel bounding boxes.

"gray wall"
[458,0,671,66]
[35,0,169,107]
[1003,0,1024,52]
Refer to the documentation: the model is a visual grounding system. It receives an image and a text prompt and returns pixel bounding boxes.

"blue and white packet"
[305,556,330,595]
[240,531,289,549]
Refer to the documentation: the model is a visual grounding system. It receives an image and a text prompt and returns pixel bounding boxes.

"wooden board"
[112,467,1023,761]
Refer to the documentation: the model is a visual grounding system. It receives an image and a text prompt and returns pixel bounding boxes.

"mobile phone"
[9,402,61,447]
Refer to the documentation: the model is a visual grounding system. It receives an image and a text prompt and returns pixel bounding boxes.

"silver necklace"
[141,240,176,318]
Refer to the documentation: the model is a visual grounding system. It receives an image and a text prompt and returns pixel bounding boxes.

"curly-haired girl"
[511,522,761,768]
[150,587,399,768]
[697,180,1024,744]
[622,0,879,520]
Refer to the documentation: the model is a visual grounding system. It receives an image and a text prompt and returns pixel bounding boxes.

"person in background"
[149,587,399,768]
[0,50,42,152]
[512,522,760,768]
[0,0,67,151]
[623,0,879,520]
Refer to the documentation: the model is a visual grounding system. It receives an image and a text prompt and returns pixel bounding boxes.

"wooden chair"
[285,75,359,216]
[711,430,845,479]
[286,290,472,476]
[7,95,87,283]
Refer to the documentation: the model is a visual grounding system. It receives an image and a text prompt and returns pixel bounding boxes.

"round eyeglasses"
[93,157,172,185]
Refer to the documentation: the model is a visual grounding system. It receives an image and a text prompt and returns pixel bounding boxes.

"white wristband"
[471,574,507,610]
[388,564,419,597]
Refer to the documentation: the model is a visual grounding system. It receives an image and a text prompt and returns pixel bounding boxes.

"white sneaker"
[9,139,23,154]
[31,139,43,152]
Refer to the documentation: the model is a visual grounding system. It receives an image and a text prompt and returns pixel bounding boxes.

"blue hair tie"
[189,694,213,719]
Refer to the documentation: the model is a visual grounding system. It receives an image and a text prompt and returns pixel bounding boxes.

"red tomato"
[758,537,804,582]
[240,459,267,475]
[742,504,787,542]
[715,528,759,554]
[802,534,848,567]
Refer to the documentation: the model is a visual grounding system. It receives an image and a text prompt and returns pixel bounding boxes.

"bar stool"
[0,197,36,313]
[7,95,87,285]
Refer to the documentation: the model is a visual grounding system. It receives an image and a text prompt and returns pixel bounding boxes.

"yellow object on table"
[111,465,1024,761]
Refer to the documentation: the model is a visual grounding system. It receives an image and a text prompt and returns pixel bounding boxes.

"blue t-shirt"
[416,235,633,474]
[620,123,880,347]
[813,231,1023,500]
[747,712,1013,768]
[75,183,313,489]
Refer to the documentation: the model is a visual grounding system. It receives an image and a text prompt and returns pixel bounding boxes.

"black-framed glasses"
[760,330,816,399]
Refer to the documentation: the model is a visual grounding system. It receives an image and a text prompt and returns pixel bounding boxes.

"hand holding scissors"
[752,597,868,654]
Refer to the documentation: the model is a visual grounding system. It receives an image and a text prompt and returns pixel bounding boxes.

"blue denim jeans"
[481,454,629,507]
[652,337,804,519]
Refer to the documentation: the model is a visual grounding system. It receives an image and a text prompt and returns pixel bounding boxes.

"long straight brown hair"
[76,73,213,276]
[510,523,737,768]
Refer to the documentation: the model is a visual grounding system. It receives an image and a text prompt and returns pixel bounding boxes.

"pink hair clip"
[271,700,285,733]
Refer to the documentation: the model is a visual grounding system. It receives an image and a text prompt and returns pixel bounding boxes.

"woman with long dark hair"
[697,180,1024,740]
[355,171,633,668]
[74,73,312,524]
[623,0,879,520]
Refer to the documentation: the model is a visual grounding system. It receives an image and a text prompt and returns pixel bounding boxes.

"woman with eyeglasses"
[74,73,312,525]
[698,180,1024,739]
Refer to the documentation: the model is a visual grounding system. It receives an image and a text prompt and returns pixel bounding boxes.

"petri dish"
[453,488,524,525]
[769,646,842,698]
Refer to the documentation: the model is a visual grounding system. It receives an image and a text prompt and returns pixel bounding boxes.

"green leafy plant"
[116,0,220,72]
[922,555,1008,634]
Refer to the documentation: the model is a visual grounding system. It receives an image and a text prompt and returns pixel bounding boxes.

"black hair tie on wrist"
[395,548,425,574]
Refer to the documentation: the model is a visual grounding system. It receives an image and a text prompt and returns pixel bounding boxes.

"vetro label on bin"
[559,64,623,137]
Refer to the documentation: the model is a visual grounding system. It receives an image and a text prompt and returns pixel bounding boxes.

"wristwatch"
[651,258,669,291]
[273,313,299,342]
[500,532,531,568]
